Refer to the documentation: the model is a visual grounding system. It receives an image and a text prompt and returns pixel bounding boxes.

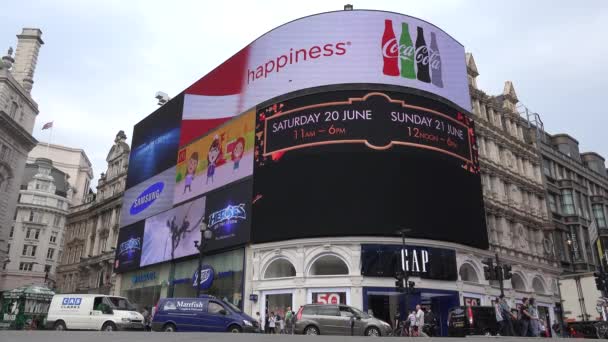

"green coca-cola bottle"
[399,22,416,79]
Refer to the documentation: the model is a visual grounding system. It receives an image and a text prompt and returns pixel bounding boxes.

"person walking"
[142,306,151,331]
[264,310,270,334]
[285,307,293,334]
[498,295,516,336]
[256,312,263,333]
[278,313,285,334]
[414,305,425,337]
[407,310,416,336]
[528,298,540,337]
[268,312,276,334]
[519,298,532,336]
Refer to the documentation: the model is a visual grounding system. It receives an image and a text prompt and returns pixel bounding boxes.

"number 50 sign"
[316,293,340,304]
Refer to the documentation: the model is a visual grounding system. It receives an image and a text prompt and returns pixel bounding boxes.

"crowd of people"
[394,304,438,337]
[255,307,296,334]
[495,294,559,337]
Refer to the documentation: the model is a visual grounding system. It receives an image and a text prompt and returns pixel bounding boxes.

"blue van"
[151,296,258,333]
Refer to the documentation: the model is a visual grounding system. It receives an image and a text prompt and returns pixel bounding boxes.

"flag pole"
[47,125,53,154]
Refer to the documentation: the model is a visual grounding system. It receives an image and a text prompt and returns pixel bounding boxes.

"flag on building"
[42,121,53,130]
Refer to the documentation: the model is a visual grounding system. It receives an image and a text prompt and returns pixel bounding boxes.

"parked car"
[567,321,608,339]
[294,304,391,336]
[151,295,258,333]
[46,294,144,331]
[447,306,498,337]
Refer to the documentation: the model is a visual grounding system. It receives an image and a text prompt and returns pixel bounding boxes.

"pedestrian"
[142,306,151,331]
[528,298,540,337]
[285,307,293,334]
[264,310,270,334]
[498,295,516,336]
[519,298,531,336]
[407,310,416,336]
[256,312,262,333]
[278,313,285,334]
[415,305,425,336]
[268,311,276,334]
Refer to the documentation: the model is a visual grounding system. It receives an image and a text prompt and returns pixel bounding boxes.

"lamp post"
[567,236,575,273]
[194,220,213,298]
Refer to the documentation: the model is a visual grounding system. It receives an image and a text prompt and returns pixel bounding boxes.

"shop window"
[309,255,348,276]
[532,277,546,294]
[264,258,296,279]
[458,263,479,283]
[511,273,526,291]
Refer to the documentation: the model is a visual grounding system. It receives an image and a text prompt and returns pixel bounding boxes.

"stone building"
[0,28,44,285]
[2,158,70,290]
[28,143,93,206]
[463,53,561,307]
[56,131,129,294]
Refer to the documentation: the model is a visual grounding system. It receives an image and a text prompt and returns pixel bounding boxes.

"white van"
[46,294,144,331]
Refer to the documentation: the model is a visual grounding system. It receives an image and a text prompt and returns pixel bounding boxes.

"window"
[548,194,558,213]
[33,195,46,205]
[35,181,49,191]
[29,211,44,223]
[44,265,51,273]
[53,215,61,227]
[22,245,28,255]
[542,158,552,177]
[34,229,40,240]
[50,231,58,243]
[47,248,55,259]
[317,306,340,316]
[7,243,10,254]
[9,101,18,118]
[31,245,37,256]
[594,205,607,228]
[9,226,14,238]
[208,302,225,315]
[562,189,575,215]
[26,229,31,239]
[19,262,34,271]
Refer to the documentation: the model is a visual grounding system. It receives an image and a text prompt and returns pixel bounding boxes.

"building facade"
[28,143,93,206]
[2,158,70,290]
[56,131,129,294]
[0,28,44,285]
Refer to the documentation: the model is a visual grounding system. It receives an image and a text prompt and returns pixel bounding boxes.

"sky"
[1,0,607,185]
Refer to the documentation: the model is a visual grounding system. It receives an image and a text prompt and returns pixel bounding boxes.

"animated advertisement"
[179,10,470,147]
[173,110,254,205]
[140,196,206,267]
[127,94,183,189]
[114,222,144,273]
[252,88,487,249]
[120,167,176,228]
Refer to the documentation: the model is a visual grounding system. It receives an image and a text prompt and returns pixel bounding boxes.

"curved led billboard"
[180,10,470,147]
[252,87,488,249]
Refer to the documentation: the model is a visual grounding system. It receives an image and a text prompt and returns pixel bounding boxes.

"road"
[0,331,566,341]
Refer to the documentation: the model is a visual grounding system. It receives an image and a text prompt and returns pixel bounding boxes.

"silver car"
[294,304,392,336]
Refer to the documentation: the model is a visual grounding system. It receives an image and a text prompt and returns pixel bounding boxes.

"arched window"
[532,277,546,294]
[309,255,349,276]
[511,273,526,291]
[264,258,296,279]
[459,263,479,283]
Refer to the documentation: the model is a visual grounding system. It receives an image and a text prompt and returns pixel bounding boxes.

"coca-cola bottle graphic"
[415,26,431,83]
[429,32,443,88]
[399,22,416,79]
[382,19,399,76]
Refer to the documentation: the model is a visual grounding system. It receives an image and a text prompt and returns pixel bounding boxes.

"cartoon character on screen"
[183,152,199,194]
[231,137,245,172]
[206,135,222,184]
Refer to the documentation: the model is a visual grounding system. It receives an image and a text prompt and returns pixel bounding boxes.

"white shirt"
[415,309,424,326]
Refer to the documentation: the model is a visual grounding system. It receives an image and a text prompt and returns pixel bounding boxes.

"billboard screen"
[173,110,255,205]
[114,222,144,273]
[120,167,176,228]
[252,88,488,249]
[127,94,183,189]
[140,179,252,267]
[179,10,470,147]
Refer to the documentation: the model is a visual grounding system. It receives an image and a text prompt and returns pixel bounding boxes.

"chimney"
[11,28,44,94]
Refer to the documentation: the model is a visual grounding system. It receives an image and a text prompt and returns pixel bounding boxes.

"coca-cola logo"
[382,38,440,70]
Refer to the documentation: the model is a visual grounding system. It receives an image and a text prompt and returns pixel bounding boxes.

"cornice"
[0,110,37,151]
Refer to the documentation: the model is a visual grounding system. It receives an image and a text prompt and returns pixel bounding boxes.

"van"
[447,306,498,337]
[151,296,258,333]
[46,294,144,331]
[294,304,392,336]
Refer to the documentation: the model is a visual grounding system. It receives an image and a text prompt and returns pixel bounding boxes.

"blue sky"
[1,0,607,184]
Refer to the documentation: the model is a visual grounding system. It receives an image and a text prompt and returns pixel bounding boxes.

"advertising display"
[252,88,487,249]
[174,110,255,205]
[141,196,206,267]
[126,94,184,189]
[360,244,458,281]
[312,292,346,305]
[120,167,176,228]
[180,10,470,147]
[114,222,145,273]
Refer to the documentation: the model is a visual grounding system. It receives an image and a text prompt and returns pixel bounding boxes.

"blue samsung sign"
[130,182,164,215]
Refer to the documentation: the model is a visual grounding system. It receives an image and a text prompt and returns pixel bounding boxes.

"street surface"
[0,331,568,341]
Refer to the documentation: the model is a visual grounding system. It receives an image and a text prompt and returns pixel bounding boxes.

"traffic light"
[503,264,513,280]
[595,272,605,292]
[407,281,416,293]
[395,270,405,293]
[482,258,495,280]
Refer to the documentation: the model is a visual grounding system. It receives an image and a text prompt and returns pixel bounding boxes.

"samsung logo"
[130,182,164,215]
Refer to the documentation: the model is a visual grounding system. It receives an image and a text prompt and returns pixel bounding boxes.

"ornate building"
[2,158,70,290]
[0,28,44,282]
[56,131,129,294]
[465,53,561,302]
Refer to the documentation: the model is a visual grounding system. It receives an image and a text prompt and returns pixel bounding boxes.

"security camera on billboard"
[178,10,470,147]
[173,110,255,206]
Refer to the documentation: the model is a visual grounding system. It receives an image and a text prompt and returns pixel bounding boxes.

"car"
[45,294,144,331]
[151,295,258,333]
[294,304,392,336]
[447,306,498,337]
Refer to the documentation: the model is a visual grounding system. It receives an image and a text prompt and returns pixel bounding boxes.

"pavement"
[0,331,567,342]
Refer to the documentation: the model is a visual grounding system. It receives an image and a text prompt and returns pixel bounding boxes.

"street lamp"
[567,237,575,273]
[194,220,213,298]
